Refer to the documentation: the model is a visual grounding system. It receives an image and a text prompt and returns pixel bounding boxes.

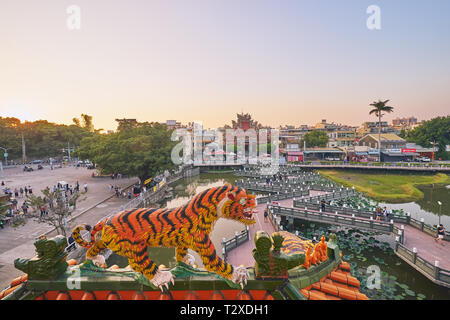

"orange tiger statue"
[72,184,257,290]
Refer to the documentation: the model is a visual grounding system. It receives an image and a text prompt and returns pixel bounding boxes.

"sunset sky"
[1,0,449,131]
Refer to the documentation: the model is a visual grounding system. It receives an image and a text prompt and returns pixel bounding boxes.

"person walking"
[435,224,446,246]
[24,186,28,196]
[264,207,269,222]
[321,199,326,212]
[84,183,88,193]
[19,187,24,198]
[28,186,32,195]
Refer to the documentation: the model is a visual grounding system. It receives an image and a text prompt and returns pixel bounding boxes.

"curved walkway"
[226,191,326,267]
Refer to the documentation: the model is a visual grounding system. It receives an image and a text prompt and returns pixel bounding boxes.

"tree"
[75,122,177,185]
[301,130,329,148]
[0,117,95,161]
[26,188,83,237]
[73,114,103,134]
[369,99,394,156]
[115,118,139,132]
[72,118,81,127]
[404,116,450,160]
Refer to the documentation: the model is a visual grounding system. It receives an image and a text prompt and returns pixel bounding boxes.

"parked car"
[417,157,431,162]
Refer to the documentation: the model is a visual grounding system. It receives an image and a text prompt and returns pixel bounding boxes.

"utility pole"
[67,142,71,161]
[0,147,7,166]
[22,132,26,164]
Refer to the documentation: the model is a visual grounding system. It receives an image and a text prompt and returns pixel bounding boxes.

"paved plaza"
[0,165,138,289]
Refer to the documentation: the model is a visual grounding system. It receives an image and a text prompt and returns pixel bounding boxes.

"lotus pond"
[108,172,449,300]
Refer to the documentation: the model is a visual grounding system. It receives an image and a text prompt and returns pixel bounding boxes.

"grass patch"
[317,170,450,203]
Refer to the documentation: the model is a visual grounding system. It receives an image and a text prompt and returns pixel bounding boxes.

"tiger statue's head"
[216,184,257,225]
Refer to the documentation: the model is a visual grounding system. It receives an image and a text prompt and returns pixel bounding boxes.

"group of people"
[52,181,86,195]
[0,179,88,226]
[111,185,129,198]
[110,184,146,199]
[110,173,123,180]
[0,182,30,229]
[1,182,33,198]
[375,206,391,222]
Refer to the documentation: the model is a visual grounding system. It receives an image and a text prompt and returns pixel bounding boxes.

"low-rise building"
[303,147,345,161]
[357,121,395,138]
[358,133,406,150]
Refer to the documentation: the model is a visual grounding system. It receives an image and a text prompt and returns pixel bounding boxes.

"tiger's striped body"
[72,184,256,286]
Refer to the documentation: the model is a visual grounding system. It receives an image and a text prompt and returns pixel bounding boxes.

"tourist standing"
[376,207,382,221]
[21,203,28,215]
[383,207,389,222]
[19,187,24,197]
[40,204,46,219]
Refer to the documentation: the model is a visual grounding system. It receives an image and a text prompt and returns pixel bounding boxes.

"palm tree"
[369,99,394,160]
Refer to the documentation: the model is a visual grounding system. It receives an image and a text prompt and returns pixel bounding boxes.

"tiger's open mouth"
[242,207,257,222]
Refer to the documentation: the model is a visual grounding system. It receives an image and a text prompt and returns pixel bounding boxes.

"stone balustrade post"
[412,247,417,264]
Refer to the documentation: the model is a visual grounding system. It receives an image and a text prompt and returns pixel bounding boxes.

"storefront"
[303,148,345,161]
[287,151,303,162]
[381,149,419,162]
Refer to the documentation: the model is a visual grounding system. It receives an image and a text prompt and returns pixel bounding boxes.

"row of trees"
[0,115,97,161]
[400,116,450,160]
[75,121,177,184]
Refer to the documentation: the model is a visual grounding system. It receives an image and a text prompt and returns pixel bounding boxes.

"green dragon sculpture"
[14,235,68,280]
[252,231,306,278]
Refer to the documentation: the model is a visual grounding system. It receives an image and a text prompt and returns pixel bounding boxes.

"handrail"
[395,242,450,288]
[268,204,394,234]
[221,227,250,262]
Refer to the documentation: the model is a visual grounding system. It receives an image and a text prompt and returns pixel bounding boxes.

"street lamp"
[437,201,442,226]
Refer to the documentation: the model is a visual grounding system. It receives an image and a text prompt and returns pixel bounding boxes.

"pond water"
[380,184,450,227]
[106,172,450,300]
[288,220,450,300]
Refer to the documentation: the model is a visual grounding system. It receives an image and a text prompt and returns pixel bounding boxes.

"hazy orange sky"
[1,0,449,131]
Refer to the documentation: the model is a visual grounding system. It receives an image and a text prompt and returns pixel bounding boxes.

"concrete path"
[0,165,138,289]
[402,224,450,271]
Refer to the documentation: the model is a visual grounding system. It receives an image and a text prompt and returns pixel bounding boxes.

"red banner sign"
[401,148,416,153]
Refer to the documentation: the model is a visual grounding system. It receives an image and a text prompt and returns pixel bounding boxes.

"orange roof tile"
[299,262,369,301]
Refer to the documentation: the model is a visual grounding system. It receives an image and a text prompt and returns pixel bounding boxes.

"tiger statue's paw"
[231,265,249,289]
[150,269,176,291]
[89,255,106,268]
[183,253,195,266]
